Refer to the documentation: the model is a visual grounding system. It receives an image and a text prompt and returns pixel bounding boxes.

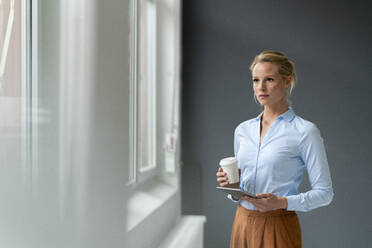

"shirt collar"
[255,106,296,122]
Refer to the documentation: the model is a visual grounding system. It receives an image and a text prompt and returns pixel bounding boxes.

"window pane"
[0,0,22,170]
[138,0,156,172]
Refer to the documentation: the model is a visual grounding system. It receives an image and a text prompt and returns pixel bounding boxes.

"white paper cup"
[219,157,239,184]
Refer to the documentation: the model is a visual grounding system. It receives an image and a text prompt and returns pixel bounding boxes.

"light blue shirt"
[229,107,334,212]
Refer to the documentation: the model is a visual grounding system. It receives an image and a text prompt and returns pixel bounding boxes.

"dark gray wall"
[181,1,372,247]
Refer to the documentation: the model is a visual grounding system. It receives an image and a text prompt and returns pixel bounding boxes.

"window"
[138,0,156,173]
[0,0,21,168]
[0,0,33,181]
[126,0,182,235]
[129,0,157,184]
[126,0,183,238]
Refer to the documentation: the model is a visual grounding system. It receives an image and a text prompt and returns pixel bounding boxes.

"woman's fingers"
[216,167,231,187]
[220,182,228,187]
[216,173,227,179]
[256,193,272,199]
[216,171,226,177]
[242,193,282,212]
[216,167,224,175]
[217,176,227,183]
[217,176,228,186]
[217,178,228,187]
[216,168,227,178]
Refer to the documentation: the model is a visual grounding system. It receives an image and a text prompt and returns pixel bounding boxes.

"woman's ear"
[285,76,292,88]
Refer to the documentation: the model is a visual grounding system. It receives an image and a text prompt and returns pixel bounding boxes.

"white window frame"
[27,0,38,186]
[129,0,158,186]
[128,0,137,185]
[22,0,38,188]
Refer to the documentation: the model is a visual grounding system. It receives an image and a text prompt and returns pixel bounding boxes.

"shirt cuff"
[286,194,302,211]
[227,194,240,203]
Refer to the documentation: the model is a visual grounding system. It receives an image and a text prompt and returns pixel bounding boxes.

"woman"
[216,50,334,248]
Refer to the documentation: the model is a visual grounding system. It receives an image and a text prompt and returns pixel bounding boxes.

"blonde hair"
[250,50,296,103]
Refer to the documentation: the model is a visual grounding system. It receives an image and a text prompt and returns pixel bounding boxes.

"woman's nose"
[257,81,266,90]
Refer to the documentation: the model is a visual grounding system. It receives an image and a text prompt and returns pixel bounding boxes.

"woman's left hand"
[241,193,288,212]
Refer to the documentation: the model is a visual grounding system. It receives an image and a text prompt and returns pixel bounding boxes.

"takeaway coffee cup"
[219,157,239,184]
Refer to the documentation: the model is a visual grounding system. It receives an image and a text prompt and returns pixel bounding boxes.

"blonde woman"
[216,50,334,248]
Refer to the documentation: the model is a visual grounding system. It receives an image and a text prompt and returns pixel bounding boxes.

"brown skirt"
[230,205,302,248]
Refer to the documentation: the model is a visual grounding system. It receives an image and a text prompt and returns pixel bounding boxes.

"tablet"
[216,186,259,199]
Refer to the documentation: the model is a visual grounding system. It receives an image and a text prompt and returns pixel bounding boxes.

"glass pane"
[138,0,156,172]
[0,0,22,171]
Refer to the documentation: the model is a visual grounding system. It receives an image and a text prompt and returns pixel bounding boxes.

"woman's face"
[252,62,290,108]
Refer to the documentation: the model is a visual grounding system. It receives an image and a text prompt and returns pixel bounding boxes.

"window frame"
[129,0,158,186]
[128,0,138,185]
[21,0,38,188]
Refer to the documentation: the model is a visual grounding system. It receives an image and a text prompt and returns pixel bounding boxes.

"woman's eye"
[252,79,259,83]
[267,78,274,82]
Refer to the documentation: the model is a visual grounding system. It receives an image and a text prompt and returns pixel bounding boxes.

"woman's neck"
[262,104,289,124]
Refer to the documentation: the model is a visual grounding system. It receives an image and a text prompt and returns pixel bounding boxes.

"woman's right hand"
[216,167,241,188]
[216,167,229,187]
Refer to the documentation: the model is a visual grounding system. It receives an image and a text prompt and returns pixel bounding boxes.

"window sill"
[158,215,207,248]
[126,177,177,232]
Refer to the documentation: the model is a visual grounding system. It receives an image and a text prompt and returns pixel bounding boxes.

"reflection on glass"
[138,0,156,172]
[0,0,22,168]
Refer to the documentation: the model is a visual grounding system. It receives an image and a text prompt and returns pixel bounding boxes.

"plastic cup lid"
[219,157,237,166]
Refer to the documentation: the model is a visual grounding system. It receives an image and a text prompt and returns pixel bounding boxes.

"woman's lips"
[259,94,269,99]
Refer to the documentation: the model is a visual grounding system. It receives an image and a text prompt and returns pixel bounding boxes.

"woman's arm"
[286,123,334,212]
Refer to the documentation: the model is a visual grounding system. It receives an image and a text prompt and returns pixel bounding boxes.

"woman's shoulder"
[236,117,257,129]
[292,114,321,138]
[234,117,257,135]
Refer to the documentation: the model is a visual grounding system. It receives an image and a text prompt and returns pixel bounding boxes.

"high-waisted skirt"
[230,205,302,248]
